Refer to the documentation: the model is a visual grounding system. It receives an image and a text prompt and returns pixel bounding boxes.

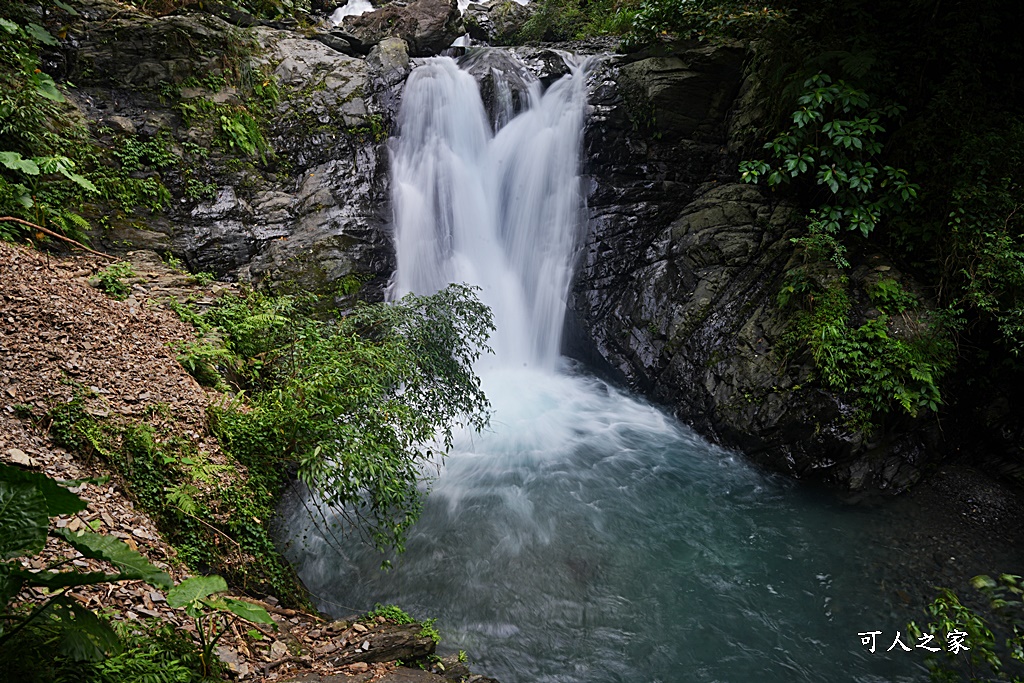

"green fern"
[46,209,92,244]
[165,482,200,516]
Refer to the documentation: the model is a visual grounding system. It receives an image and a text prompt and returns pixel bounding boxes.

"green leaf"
[14,184,33,208]
[0,18,18,33]
[972,575,998,590]
[57,528,172,588]
[223,598,275,624]
[31,72,65,102]
[0,562,25,605]
[53,0,79,14]
[0,463,87,517]
[25,23,58,46]
[59,168,99,193]
[0,478,49,560]
[0,151,40,176]
[17,569,122,590]
[51,599,122,661]
[167,575,228,607]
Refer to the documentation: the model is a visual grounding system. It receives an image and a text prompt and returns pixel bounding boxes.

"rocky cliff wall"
[570,42,939,492]
[63,0,411,300]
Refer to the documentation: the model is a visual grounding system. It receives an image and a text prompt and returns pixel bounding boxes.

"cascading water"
[282,53,927,682]
[389,55,587,369]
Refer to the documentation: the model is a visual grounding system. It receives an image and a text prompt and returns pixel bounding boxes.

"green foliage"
[190,271,216,286]
[869,277,919,314]
[89,621,206,683]
[47,391,308,607]
[735,0,1024,411]
[365,603,415,625]
[780,274,955,423]
[516,0,637,42]
[943,123,1024,358]
[0,463,172,668]
[740,73,919,239]
[974,574,1024,668]
[96,263,136,301]
[168,63,279,168]
[188,285,493,555]
[174,341,233,390]
[418,618,441,645]
[789,211,849,268]
[167,575,273,677]
[0,617,207,683]
[626,0,787,46]
[348,113,389,144]
[116,0,311,21]
[909,578,1024,683]
[0,5,177,242]
[48,393,107,457]
[219,111,271,161]
[365,604,440,644]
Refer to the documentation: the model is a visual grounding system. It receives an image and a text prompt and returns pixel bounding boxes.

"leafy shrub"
[166,575,273,677]
[174,340,233,389]
[516,0,636,42]
[740,73,919,239]
[626,0,787,46]
[96,263,136,301]
[780,274,955,424]
[192,285,493,555]
[365,604,416,625]
[88,621,206,683]
[942,122,1024,359]
[0,463,173,665]
[909,576,1024,682]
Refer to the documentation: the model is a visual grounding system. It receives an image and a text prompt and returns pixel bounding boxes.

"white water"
[330,0,373,24]
[284,53,926,683]
[389,55,588,370]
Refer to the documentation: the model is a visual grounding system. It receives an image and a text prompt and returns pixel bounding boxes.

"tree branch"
[0,216,114,261]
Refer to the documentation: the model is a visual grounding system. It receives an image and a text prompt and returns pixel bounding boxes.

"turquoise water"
[281,365,928,683]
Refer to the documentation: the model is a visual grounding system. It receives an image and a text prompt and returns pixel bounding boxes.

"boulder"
[463,0,533,44]
[367,37,412,88]
[341,0,463,57]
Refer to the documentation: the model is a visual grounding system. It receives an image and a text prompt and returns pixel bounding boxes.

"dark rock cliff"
[569,41,939,492]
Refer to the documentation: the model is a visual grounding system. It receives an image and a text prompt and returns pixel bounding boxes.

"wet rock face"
[571,42,934,491]
[341,0,463,57]
[463,0,534,45]
[66,0,399,300]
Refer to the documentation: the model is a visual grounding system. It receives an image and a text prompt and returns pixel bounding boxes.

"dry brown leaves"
[0,242,428,682]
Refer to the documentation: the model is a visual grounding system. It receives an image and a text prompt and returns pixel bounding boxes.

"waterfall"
[388,54,589,370]
[282,49,926,683]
